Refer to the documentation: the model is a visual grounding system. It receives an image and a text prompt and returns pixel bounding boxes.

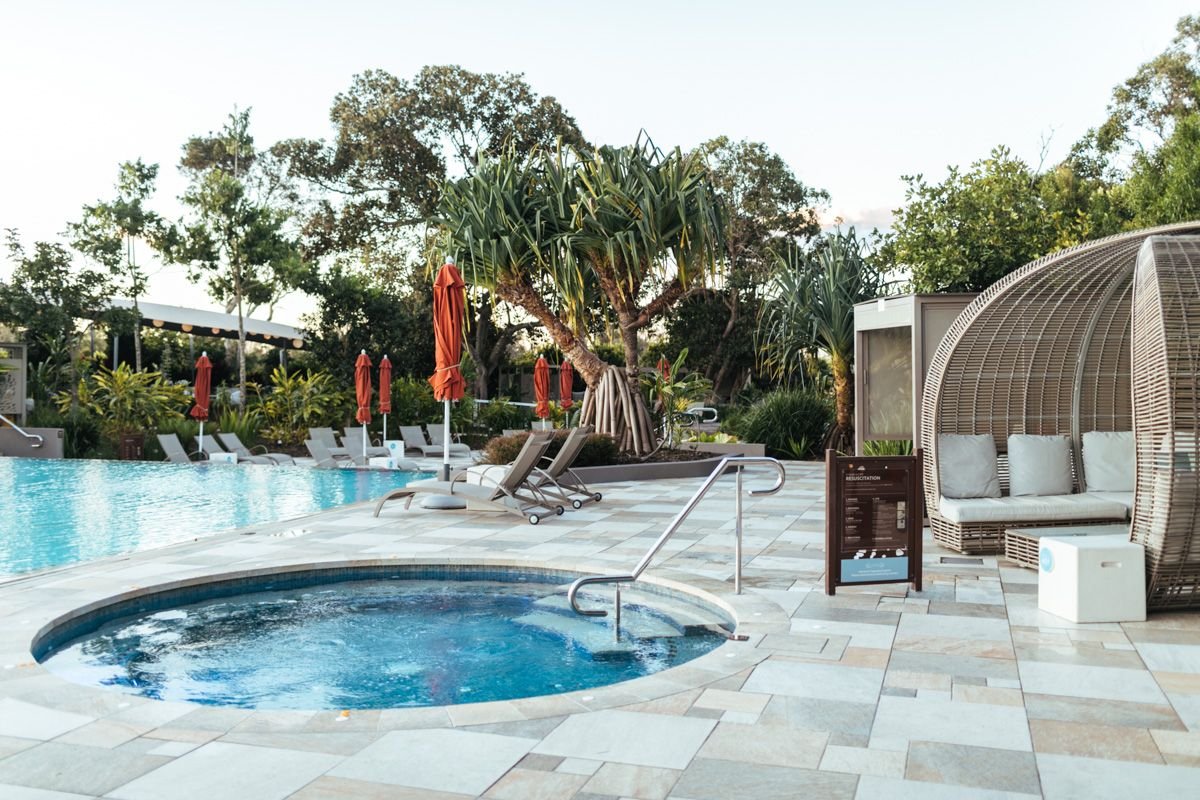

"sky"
[0,0,1195,325]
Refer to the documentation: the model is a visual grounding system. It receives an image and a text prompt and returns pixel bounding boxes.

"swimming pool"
[36,566,730,709]
[0,458,432,577]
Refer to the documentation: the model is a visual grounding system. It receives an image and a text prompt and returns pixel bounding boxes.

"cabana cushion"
[1088,491,1135,511]
[938,494,1128,524]
[1083,431,1135,491]
[1008,434,1072,496]
[938,434,1001,498]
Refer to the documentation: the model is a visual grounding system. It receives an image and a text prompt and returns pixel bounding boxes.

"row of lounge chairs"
[373,425,601,525]
[158,432,296,466]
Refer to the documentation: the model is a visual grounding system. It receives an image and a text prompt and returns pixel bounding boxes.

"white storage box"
[208,452,237,465]
[384,440,405,459]
[368,456,396,469]
[1038,534,1146,623]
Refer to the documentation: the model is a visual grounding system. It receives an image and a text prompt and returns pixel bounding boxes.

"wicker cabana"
[920,223,1200,579]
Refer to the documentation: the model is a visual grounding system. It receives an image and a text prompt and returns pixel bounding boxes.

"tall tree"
[70,160,167,371]
[171,109,305,403]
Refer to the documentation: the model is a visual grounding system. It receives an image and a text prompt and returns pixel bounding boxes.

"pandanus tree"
[437,138,724,454]
[759,229,890,452]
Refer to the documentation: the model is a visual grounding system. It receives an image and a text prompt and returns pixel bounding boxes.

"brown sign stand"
[825,449,923,595]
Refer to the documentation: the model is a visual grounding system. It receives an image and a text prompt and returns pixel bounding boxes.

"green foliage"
[217,408,262,444]
[862,439,915,456]
[258,366,344,446]
[481,431,620,468]
[25,405,104,459]
[1125,112,1200,225]
[387,377,441,427]
[64,364,189,442]
[476,397,534,436]
[726,388,834,460]
[642,348,712,446]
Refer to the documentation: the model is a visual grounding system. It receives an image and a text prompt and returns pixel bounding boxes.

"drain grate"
[940,556,984,565]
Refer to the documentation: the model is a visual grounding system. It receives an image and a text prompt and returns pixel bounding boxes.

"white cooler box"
[1038,534,1146,623]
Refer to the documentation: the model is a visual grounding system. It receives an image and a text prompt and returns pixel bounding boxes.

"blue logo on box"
[1040,547,1054,573]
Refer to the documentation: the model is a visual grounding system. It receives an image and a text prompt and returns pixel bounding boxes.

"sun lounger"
[338,427,390,459]
[373,431,561,524]
[217,432,295,465]
[198,436,274,465]
[307,427,355,460]
[158,433,203,464]
[426,425,472,457]
[306,439,352,468]
[528,425,603,509]
[399,425,449,458]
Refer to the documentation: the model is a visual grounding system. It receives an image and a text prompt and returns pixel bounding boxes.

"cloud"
[819,206,896,233]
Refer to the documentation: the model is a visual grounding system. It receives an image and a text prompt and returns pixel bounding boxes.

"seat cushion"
[938,434,1001,498]
[1008,434,1072,496]
[1082,431,1135,492]
[938,494,1128,524]
[1086,491,1135,513]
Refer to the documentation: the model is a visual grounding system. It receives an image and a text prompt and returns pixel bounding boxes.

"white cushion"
[1008,434,1072,496]
[938,494,1128,524]
[1086,491,1134,513]
[1082,431,1134,492]
[938,434,1001,498]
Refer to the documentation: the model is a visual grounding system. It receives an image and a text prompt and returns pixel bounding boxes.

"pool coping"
[8,554,790,728]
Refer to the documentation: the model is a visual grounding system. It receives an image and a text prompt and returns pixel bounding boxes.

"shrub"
[862,439,914,456]
[218,408,263,445]
[476,397,534,436]
[259,367,344,446]
[481,431,620,467]
[25,405,103,458]
[62,364,188,443]
[727,388,833,460]
[389,377,441,427]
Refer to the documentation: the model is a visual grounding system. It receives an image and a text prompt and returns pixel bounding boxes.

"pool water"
[40,578,726,709]
[0,458,431,576]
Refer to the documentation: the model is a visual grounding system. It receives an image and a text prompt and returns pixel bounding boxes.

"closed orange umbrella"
[430,260,467,479]
[657,355,671,382]
[534,356,551,426]
[378,354,392,442]
[191,352,211,456]
[354,350,372,459]
[559,360,574,410]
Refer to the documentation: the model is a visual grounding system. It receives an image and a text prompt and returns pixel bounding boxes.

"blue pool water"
[0,458,431,576]
[40,577,726,709]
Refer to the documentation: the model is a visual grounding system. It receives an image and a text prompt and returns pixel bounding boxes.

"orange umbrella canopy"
[559,360,574,410]
[378,355,392,414]
[534,356,551,419]
[429,262,467,402]
[355,351,373,425]
[190,353,212,421]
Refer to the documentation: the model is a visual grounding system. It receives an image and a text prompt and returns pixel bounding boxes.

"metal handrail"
[0,412,43,448]
[567,456,786,619]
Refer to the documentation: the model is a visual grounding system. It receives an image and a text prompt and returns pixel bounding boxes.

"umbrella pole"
[362,423,367,461]
[383,414,387,443]
[198,421,204,459]
[442,399,451,481]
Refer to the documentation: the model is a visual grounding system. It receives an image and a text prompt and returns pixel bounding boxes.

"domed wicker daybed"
[920,222,1200,609]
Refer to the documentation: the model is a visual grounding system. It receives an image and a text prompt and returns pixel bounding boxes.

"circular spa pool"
[35,566,731,710]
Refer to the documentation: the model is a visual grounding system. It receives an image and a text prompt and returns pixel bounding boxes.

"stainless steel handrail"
[567,456,786,618]
[0,412,43,448]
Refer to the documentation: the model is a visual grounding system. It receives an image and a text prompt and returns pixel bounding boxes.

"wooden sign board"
[825,450,923,595]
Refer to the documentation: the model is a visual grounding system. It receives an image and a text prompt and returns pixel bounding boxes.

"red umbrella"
[559,360,574,411]
[190,352,211,456]
[378,354,392,442]
[430,260,467,478]
[354,350,372,459]
[534,356,551,426]
[656,355,671,382]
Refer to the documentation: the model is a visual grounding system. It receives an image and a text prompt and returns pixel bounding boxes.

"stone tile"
[872,696,1031,751]
[692,688,770,714]
[1136,643,1200,673]
[0,742,168,796]
[855,775,1040,799]
[757,696,877,736]
[742,660,883,704]
[0,734,39,760]
[289,776,471,800]
[0,698,92,740]
[1029,719,1164,763]
[897,613,1012,642]
[533,710,715,769]
[1018,661,1166,704]
[483,767,588,800]
[905,741,1041,794]
[582,763,680,799]
[791,619,896,650]
[329,729,536,796]
[818,744,905,777]
[885,670,951,691]
[106,742,338,800]
[886,651,1019,680]
[145,740,198,758]
[555,757,603,775]
[696,721,827,768]
[1036,752,1200,797]
[0,787,98,800]
[218,730,377,756]
[1025,693,1184,730]
[516,753,564,771]
[952,685,1024,706]
[54,718,144,748]
[671,757,857,800]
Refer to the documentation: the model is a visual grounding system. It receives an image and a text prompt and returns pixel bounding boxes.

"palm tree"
[760,229,890,451]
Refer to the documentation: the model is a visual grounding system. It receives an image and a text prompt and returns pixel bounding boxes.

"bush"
[218,408,263,445]
[389,377,441,427]
[259,367,345,446]
[481,431,620,468]
[476,397,534,436]
[25,405,103,459]
[862,439,914,456]
[726,388,833,460]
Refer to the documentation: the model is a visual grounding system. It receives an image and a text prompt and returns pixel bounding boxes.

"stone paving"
[2,460,1200,798]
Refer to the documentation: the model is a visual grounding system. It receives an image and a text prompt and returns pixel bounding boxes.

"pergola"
[920,222,1200,609]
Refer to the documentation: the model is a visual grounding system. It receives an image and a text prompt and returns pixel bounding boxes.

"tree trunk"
[235,264,247,410]
[495,280,607,387]
[128,236,142,372]
[829,349,853,452]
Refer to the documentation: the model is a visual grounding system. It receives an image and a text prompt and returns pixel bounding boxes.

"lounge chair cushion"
[938,434,1001,498]
[1008,434,1072,497]
[1086,491,1135,513]
[938,493,1128,524]
[1082,431,1135,492]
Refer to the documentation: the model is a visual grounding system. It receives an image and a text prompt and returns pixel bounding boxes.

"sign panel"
[825,450,923,594]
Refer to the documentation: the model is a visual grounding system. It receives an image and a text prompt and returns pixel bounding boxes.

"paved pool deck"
[1,461,1199,799]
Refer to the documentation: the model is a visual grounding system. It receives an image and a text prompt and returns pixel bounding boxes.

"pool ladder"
[0,412,43,448]
[566,456,786,640]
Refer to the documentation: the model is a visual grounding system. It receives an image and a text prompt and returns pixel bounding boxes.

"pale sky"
[0,0,1194,325]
